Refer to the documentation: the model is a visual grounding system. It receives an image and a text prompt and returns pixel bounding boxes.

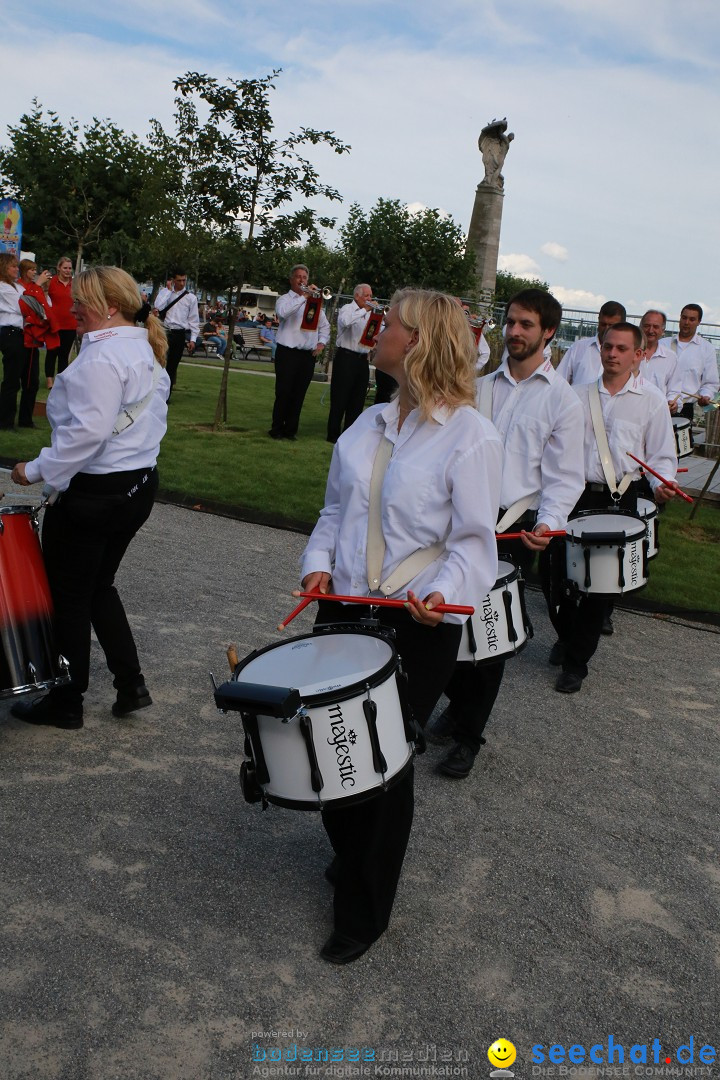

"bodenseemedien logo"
[489,1038,517,1077]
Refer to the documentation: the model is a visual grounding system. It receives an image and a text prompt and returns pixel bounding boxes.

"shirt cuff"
[300,550,333,581]
[24,459,43,485]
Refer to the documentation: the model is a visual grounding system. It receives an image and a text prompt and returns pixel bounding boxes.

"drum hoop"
[493,558,519,588]
[0,505,36,517]
[0,674,71,699]
[636,499,658,519]
[259,755,414,812]
[233,626,399,710]
[671,416,690,428]
[467,635,529,668]
[566,509,646,544]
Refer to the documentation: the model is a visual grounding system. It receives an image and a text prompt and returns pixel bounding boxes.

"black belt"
[0,325,23,336]
[585,481,639,494]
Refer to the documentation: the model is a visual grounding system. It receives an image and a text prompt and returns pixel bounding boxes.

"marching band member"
[556,301,626,385]
[10,267,170,730]
[637,310,677,397]
[430,289,585,779]
[269,264,329,440]
[326,283,376,443]
[300,289,503,963]
[551,322,677,694]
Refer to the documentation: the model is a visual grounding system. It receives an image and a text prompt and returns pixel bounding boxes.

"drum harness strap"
[366,435,445,597]
[478,369,539,531]
[588,380,636,501]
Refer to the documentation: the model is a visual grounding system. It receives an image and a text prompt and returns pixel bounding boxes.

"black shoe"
[324,856,339,885]
[112,684,152,717]
[11,695,83,729]
[601,615,614,636]
[549,641,566,666]
[282,434,297,441]
[425,705,456,745]
[18,421,36,429]
[320,931,372,965]
[438,742,477,779]
[555,671,584,694]
[267,430,282,439]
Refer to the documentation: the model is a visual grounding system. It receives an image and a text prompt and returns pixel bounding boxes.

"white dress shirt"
[0,282,24,328]
[275,290,330,350]
[638,340,678,398]
[336,300,374,353]
[476,333,491,372]
[477,358,586,531]
[155,286,200,339]
[24,326,170,492]
[301,400,503,624]
[663,334,719,401]
[573,374,676,492]
[556,335,602,385]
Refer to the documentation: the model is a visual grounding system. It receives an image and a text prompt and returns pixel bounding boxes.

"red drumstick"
[296,591,474,615]
[277,592,318,631]
[496,529,566,541]
[626,452,693,503]
[677,467,688,472]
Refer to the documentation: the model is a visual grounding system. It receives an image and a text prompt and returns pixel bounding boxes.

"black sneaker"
[11,695,83,729]
[425,705,456,745]
[438,742,477,779]
[112,684,152,717]
[555,671,584,694]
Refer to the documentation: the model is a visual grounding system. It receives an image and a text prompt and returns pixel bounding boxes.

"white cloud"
[550,286,607,311]
[541,242,569,262]
[406,202,450,218]
[498,253,541,276]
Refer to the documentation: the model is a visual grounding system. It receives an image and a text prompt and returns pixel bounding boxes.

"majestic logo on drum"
[327,703,357,788]
[481,593,500,653]
[628,542,640,587]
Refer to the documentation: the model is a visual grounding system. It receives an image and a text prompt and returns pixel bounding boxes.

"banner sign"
[0,199,22,257]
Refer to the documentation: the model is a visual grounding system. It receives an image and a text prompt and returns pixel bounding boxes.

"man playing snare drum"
[550,323,677,695]
[431,288,585,778]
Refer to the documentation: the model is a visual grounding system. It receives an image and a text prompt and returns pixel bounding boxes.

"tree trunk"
[213,283,240,430]
[74,244,83,275]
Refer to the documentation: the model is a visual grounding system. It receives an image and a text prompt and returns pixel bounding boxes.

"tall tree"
[150,69,351,428]
[339,198,478,299]
[0,102,171,270]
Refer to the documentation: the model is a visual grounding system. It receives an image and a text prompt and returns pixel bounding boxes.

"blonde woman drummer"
[299,288,503,964]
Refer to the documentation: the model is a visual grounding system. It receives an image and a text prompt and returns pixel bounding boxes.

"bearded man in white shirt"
[551,323,677,694]
[269,264,330,440]
[432,288,586,779]
[556,300,626,385]
[665,304,719,436]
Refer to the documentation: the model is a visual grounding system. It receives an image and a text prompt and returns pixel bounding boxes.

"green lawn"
[2,362,718,613]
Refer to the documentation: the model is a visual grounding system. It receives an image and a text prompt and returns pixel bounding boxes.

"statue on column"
[478,118,515,190]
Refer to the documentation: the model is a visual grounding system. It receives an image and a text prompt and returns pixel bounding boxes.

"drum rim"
[0,505,36,517]
[494,557,519,587]
[671,416,691,428]
[0,674,71,699]
[258,755,414,812]
[636,498,658,519]
[233,626,399,710]
[464,635,529,667]
[566,508,647,543]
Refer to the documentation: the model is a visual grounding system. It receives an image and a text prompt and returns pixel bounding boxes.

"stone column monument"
[466,118,514,297]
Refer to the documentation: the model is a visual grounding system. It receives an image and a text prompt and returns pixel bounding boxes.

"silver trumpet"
[301,285,334,300]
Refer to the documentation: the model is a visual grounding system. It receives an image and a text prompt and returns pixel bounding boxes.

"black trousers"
[45,329,76,379]
[554,485,639,678]
[0,326,25,427]
[316,600,462,944]
[165,329,187,389]
[18,346,40,426]
[327,346,369,442]
[42,467,158,710]
[445,530,537,753]
[270,343,316,437]
[374,369,397,405]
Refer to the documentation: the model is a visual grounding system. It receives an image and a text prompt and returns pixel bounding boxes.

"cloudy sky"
[4,1,720,322]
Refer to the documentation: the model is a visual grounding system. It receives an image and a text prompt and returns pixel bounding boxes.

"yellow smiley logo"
[488,1039,517,1069]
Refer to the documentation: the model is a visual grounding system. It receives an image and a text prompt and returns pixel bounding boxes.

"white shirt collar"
[599,372,643,396]
[85,325,149,343]
[497,356,555,387]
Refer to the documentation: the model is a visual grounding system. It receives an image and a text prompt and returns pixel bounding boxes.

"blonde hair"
[0,253,19,285]
[73,265,168,366]
[390,289,477,419]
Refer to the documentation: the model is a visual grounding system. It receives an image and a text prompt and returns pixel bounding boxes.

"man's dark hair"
[603,321,643,349]
[506,288,562,333]
[172,268,187,278]
[682,303,703,321]
[599,300,626,320]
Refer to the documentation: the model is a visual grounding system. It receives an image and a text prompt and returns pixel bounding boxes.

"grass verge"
[2,364,718,614]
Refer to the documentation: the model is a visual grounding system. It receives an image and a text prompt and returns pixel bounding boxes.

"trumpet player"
[269,264,330,440]
[327,283,376,444]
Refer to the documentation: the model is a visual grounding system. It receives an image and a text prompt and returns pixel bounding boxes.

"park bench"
[234,326,273,363]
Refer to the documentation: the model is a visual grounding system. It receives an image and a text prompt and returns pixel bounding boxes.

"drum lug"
[27,662,38,685]
[58,655,71,681]
[363,685,388,780]
[298,712,324,796]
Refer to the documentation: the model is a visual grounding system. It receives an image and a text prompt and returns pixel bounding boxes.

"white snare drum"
[215,626,416,810]
[672,416,693,458]
[456,558,531,664]
[565,510,649,594]
[637,498,659,559]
